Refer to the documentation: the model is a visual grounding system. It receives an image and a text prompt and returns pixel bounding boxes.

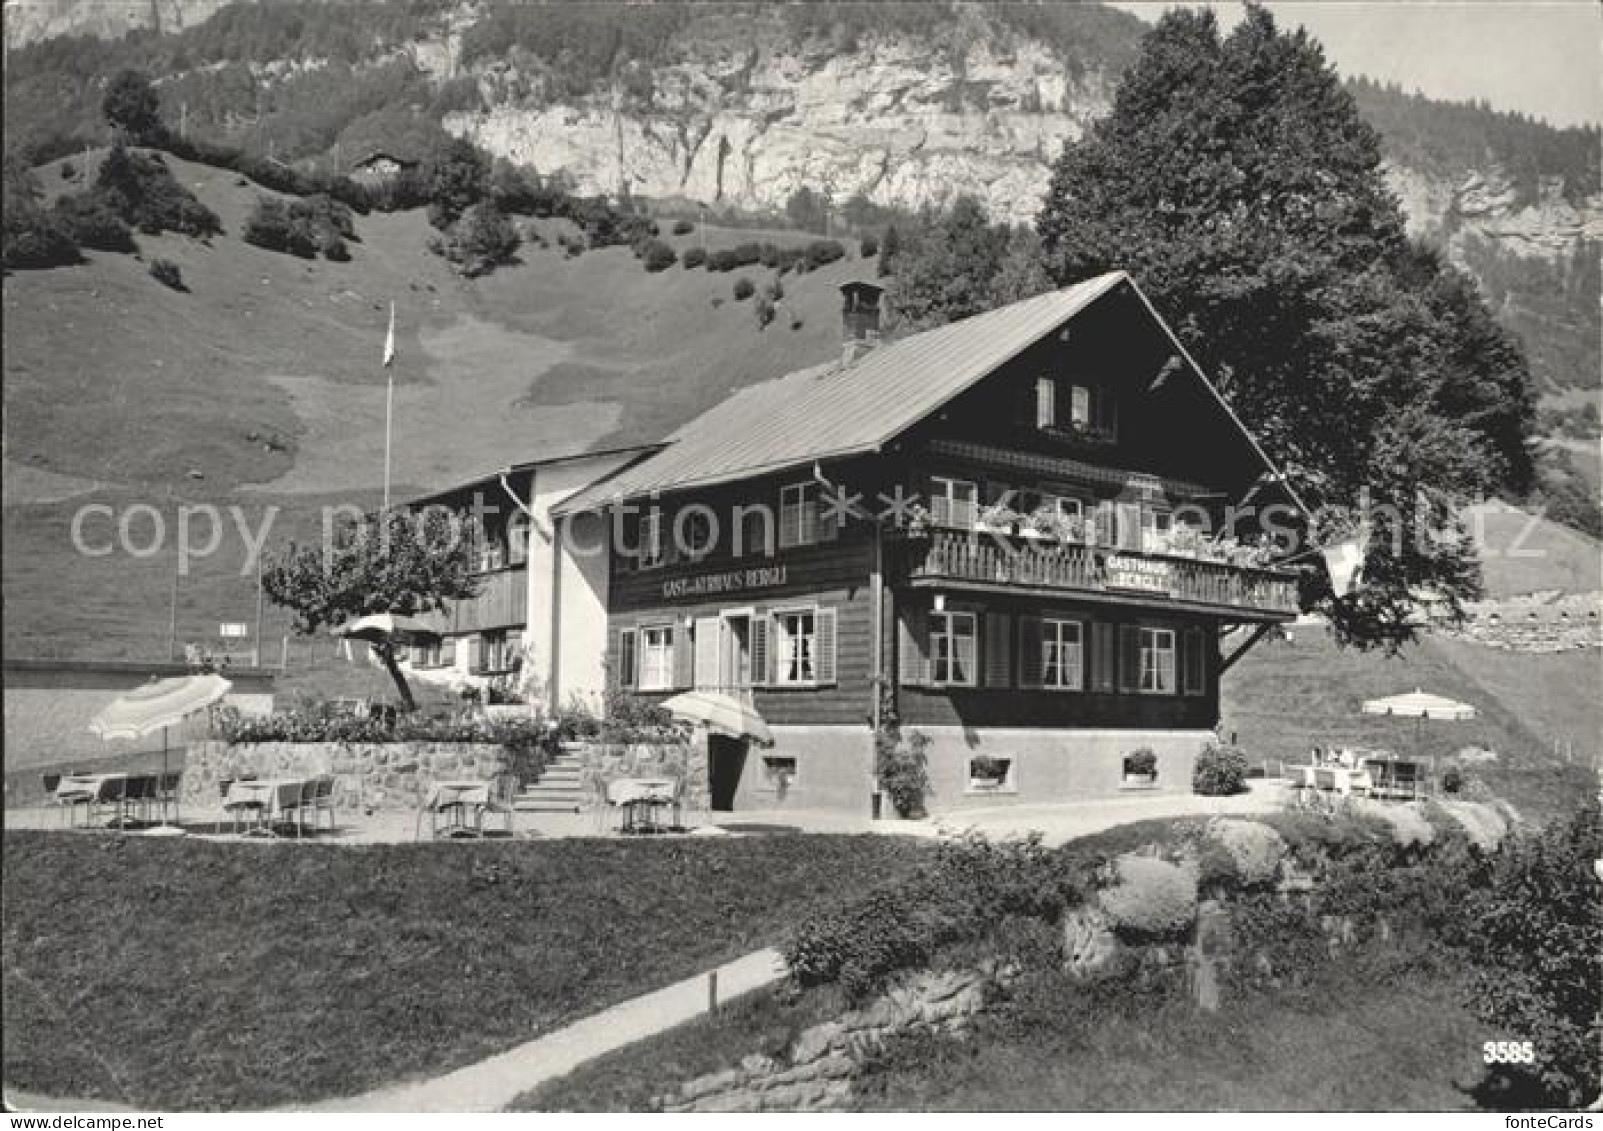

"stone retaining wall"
[657,965,1006,1113]
[182,740,513,811]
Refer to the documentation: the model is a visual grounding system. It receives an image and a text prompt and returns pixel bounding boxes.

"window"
[638,510,664,569]
[736,506,773,557]
[773,609,817,685]
[967,755,1015,793]
[1041,493,1082,521]
[639,625,675,691]
[1139,627,1176,694]
[930,610,977,687]
[780,482,833,548]
[680,509,714,560]
[507,512,531,565]
[1070,383,1093,427]
[478,629,522,673]
[474,524,506,572]
[1035,377,1055,429]
[760,755,798,792]
[929,476,979,528]
[1042,618,1084,690]
[410,637,444,668]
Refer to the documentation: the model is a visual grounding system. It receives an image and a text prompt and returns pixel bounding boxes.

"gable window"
[773,609,817,685]
[929,476,979,529]
[1035,377,1056,429]
[639,624,675,691]
[780,482,835,548]
[930,610,977,687]
[1070,383,1093,428]
[1042,618,1084,690]
[474,524,506,572]
[1139,627,1176,694]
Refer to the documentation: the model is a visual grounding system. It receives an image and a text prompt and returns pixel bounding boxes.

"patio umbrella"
[88,673,233,835]
[659,690,773,745]
[1360,687,1477,773]
[335,613,442,646]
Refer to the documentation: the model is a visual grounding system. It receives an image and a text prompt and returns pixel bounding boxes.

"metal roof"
[555,272,1130,514]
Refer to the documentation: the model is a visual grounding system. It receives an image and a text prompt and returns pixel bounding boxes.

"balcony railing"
[895,528,1299,617]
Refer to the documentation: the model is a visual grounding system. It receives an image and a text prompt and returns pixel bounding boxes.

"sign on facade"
[662,565,788,601]
[219,622,250,638]
[1104,554,1174,595]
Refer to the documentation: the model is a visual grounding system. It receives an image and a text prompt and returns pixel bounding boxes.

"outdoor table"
[224,778,311,837]
[1290,765,1373,800]
[607,777,676,834]
[418,779,493,840]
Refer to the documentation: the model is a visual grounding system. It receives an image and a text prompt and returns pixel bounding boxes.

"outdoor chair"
[305,775,338,835]
[480,775,517,837]
[94,777,128,827]
[290,779,319,838]
[582,768,612,833]
[222,785,266,835]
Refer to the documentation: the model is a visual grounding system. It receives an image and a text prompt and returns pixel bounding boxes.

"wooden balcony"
[415,566,528,636]
[893,528,1299,619]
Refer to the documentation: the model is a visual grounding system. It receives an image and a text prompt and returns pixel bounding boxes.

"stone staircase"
[514,745,587,814]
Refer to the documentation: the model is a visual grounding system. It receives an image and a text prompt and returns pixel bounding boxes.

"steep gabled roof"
[555,272,1127,513]
[554,270,1305,518]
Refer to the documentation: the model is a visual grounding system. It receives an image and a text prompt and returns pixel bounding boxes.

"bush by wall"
[1192,741,1249,795]
[681,245,707,269]
[640,238,677,272]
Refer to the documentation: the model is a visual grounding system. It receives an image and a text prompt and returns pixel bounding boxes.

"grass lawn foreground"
[0,831,930,1109]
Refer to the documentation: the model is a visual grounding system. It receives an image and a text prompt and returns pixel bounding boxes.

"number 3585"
[1483,1041,1536,1064]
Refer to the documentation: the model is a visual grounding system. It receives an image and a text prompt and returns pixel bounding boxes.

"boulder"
[1061,903,1122,980]
[1203,818,1288,886]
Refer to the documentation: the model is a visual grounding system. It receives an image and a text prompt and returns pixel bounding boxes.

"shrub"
[147,258,185,291]
[706,248,738,272]
[60,161,76,181]
[754,294,776,330]
[1192,740,1249,795]
[640,239,677,272]
[860,235,879,258]
[1440,765,1465,794]
[244,196,317,257]
[786,887,933,999]
[1461,799,1601,1109]
[805,238,846,268]
[732,276,755,300]
[1097,855,1198,941]
[3,162,81,269]
[432,201,521,277]
[730,241,761,266]
[52,193,136,253]
[1203,818,1286,887]
[875,725,929,818]
[681,245,707,269]
[671,218,694,235]
[94,146,221,239]
[761,277,784,302]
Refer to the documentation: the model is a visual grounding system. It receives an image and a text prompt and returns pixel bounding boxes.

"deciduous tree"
[1036,4,1535,647]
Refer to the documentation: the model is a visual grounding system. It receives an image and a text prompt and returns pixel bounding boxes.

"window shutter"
[694,617,722,690]
[1017,615,1043,689]
[1116,503,1143,551]
[615,628,638,689]
[1183,626,1207,696]
[1093,501,1117,547]
[983,612,1011,688]
[750,615,771,687]
[1035,376,1055,429]
[897,604,929,688]
[442,637,457,669]
[815,608,838,686]
[1091,621,1116,692]
[672,627,693,689]
[1118,625,1142,692]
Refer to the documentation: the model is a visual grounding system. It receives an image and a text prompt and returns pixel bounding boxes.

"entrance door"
[708,734,747,811]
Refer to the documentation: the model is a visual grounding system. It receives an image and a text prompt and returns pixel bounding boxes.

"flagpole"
[382,301,395,511]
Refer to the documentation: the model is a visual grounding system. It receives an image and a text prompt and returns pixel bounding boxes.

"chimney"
[839,280,883,366]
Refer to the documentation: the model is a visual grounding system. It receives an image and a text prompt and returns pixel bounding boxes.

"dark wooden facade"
[602,286,1298,735]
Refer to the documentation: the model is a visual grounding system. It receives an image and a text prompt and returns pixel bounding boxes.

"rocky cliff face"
[449,37,1115,228]
[448,37,1600,259]
[2,0,230,48]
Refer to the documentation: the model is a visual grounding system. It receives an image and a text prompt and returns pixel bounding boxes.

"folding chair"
[222,784,266,835]
[305,775,338,835]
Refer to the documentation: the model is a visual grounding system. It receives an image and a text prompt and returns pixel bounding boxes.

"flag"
[1321,525,1369,599]
[382,302,396,368]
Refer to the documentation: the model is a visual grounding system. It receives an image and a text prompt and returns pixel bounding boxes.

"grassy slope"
[3,149,861,658]
[1221,626,1598,818]
[0,831,930,1110]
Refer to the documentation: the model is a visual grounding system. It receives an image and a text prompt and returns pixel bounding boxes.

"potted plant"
[979,502,1022,536]
[1122,747,1159,786]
